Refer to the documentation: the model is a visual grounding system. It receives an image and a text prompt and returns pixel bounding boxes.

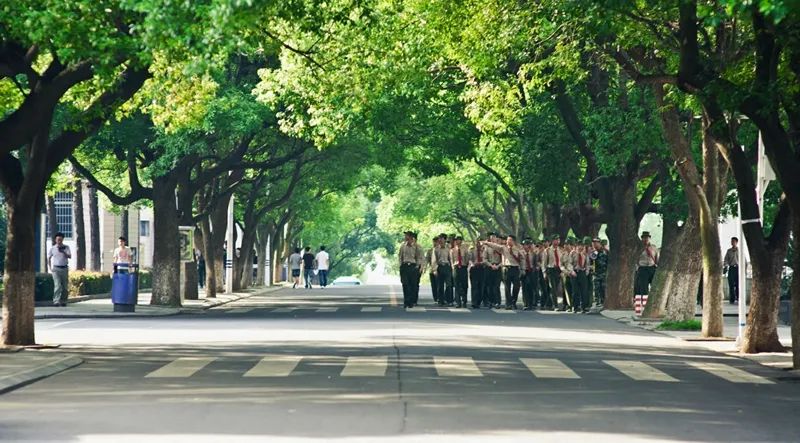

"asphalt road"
[2,284,799,442]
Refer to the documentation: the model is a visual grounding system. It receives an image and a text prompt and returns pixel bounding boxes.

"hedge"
[3,269,153,302]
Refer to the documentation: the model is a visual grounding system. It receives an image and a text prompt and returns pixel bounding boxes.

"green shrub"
[68,271,112,297]
[35,273,54,302]
[656,319,702,331]
[138,270,152,289]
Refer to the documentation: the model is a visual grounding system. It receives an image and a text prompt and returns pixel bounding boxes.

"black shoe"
[471,305,480,309]
[447,302,454,307]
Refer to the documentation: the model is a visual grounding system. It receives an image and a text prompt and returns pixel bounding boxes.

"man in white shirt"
[47,232,71,307]
[112,236,132,273]
[315,246,330,288]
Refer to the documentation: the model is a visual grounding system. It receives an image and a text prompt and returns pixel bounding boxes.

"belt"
[402,262,417,266]
[437,262,450,266]
[53,265,68,269]
[503,265,519,268]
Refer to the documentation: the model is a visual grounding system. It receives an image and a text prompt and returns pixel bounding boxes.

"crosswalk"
[222,306,543,314]
[142,355,774,384]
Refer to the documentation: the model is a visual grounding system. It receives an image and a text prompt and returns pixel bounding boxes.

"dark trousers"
[318,270,328,287]
[727,266,739,303]
[198,261,206,288]
[546,268,563,309]
[304,269,314,288]
[454,266,469,306]
[521,270,539,308]
[470,265,486,307]
[593,275,606,305]
[435,264,454,304]
[485,266,502,306]
[400,263,420,307]
[429,272,437,302]
[539,270,550,308]
[502,266,521,307]
[571,270,589,311]
[635,265,656,295]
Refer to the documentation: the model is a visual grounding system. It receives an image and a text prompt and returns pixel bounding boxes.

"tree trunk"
[603,178,639,309]
[1,202,38,345]
[46,195,57,244]
[150,176,181,306]
[742,254,788,352]
[234,228,257,290]
[256,230,267,286]
[120,208,129,241]
[88,185,101,271]
[792,211,800,368]
[73,180,86,270]
[199,217,217,298]
[700,211,724,337]
[644,215,702,321]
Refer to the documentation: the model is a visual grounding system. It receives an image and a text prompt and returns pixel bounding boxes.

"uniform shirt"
[469,245,488,265]
[521,248,540,272]
[638,244,659,267]
[425,248,434,271]
[571,248,588,271]
[560,248,574,274]
[723,247,739,267]
[483,242,523,267]
[399,242,425,266]
[450,245,469,267]
[543,246,565,269]
[48,244,71,268]
[433,245,451,265]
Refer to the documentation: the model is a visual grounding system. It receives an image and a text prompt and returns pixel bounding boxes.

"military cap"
[641,231,651,238]
[582,236,592,245]
[486,232,497,238]
[455,235,463,241]
[592,237,601,243]
[601,239,608,245]
[403,230,416,238]
[521,237,533,245]
[550,234,560,241]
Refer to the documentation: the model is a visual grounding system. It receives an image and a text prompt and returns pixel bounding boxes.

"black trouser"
[546,268,563,309]
[454,266,469,306]
[539,269,550,308]
[502,266,521,307]
[470,265,486,307]
[487,266,502,305]
[635,265,656,295]
[400,263,420,307]
[435,264,453,304]
[593,275,606,305]
[198,262,206,288]
[571,270,589,311]
[727,265,739,303]
[521,270,539,308]
[429,272,437,303]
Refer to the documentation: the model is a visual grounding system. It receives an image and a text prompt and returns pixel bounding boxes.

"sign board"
[178,226,195,262]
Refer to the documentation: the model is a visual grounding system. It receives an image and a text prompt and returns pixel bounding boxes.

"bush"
[35,273,54,302]
[68,271,112,297]
[138,270,152,289]
[656,319,702,331]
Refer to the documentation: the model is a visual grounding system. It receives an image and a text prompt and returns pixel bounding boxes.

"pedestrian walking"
[315,246,330,288]
[482,234,523,309]
[48,232,71,307]
[302,247,315,289]
[544,234,565,311]
[538,238,551,309]
[634,231,659,311]
[520,238,540,310]
[433,234,453,306]
[485,232,503,308]
[469,236,488,309]
[571,237,591,313]
[450,236,469,308]
[289,247,302,289]
[398,231,425,308]
[426,237,438,303]
[723,237,739,304]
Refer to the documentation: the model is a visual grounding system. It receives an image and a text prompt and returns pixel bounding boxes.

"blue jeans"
[304,269,315,288]
[318,270,328,287]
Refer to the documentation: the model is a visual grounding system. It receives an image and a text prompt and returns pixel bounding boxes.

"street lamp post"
[225,195,234,294]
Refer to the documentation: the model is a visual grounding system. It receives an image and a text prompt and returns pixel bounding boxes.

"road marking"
[243,355,302,377]
[434,356,483,377]
[361,307,382,312]
[520,358,580,379]
[341,356,389,377]
[406,307,426,312]
[688,362,774,384]
[491,308,516,314]
[316,307,339,313]
[225,308,253,314]
[145,357,216,378]
[604,360,678,382]
[389,285,398,307]
[273,307,296,313]
[448,308,470,313]
[46,318,89,328]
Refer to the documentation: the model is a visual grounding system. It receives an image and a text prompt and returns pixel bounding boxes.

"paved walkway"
[0,348,83,394]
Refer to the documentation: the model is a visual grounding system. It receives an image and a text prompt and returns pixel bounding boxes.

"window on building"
[139,220,151,237]
[46,192,73,239]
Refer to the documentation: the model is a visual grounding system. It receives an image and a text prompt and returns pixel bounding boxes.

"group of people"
[398,230,613,311]
[288,246,330,289]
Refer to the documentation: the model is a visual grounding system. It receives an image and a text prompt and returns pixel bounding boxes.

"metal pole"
[737,200,746,344]
[225,195,234,294]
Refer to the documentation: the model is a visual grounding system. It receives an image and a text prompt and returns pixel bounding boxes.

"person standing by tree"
[399,231,424,308]
[315,246,330,288]
[635,232,659,310]
[302,247,315,289]
[48,233,71,307]
[589,238,608,308]
[196,249,206,289]
[112,236,132,274]
[289,247,302,289]
[723,237,740,304]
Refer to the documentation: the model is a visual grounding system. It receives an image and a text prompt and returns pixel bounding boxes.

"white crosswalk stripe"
[448,308,471,313]
[225,308,253,314]
[406,307,426,312]
[434,356,483,377]
[520,358,580,379]
[341,356,389,377]
[272,307,296,313]
[360,307,382,312]
[243,355,302,377]
[491,308,516,314]
[688,361,774,384]
[145,357,216,378]
[316,307,339,313]
[604,360,678,382]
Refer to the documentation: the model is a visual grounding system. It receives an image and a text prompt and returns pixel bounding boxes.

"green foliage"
[656,319,702,331]
[68,271,113,297]
[34,273,55,303]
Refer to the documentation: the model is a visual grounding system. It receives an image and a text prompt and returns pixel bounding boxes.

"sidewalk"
[34,285,283,319]
[0,347,83,394]
[602,309,796,372]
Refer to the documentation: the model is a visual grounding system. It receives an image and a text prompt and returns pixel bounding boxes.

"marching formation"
[399,230,658,311]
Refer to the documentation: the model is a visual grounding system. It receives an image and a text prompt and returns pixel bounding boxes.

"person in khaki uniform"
[543,234,566,311]
[432,234,453,306]
[561,238,577,311]
[398,231,425,308]
[450,236,470,308]
[482,234,524,309]
[484,232,503,308]
[469,236,489,309]
[538,238,551,309]
[520,238,540,310]
[570,237,591,313]
[634,231,659,304]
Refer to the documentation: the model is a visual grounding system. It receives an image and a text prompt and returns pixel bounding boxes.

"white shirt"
[315,251,330,270]
[113,246,131,265]
[48,244,71,268]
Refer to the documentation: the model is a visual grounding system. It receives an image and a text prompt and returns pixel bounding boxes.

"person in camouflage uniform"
[589,237,608,307]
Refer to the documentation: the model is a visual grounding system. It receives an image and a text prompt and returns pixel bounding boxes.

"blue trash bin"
[112,264,138,312]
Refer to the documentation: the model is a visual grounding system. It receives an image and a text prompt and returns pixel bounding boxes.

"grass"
[656,319,702,331]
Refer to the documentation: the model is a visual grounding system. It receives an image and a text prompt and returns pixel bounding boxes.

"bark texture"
[73,179,86,270]
[88,185,101,271]
[150,176,181,306]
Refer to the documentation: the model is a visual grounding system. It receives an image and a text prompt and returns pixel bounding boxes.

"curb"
[184,285,285,312]
[0,355,84,395]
